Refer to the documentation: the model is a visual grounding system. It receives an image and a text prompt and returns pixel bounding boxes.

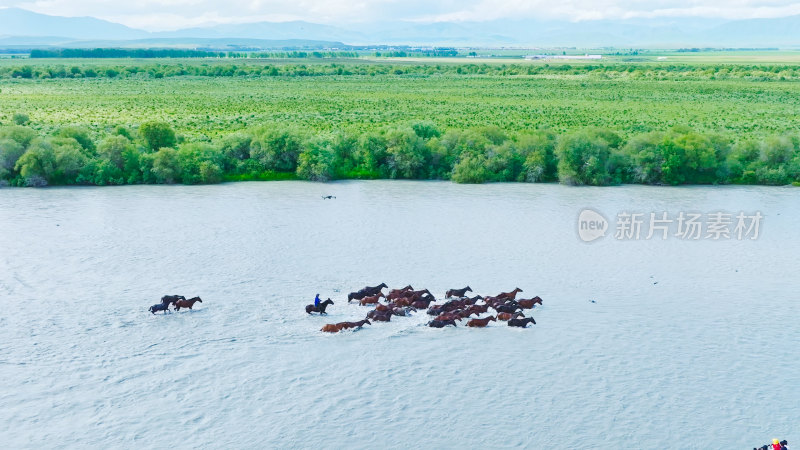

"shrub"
[12,113,30,126]
[139,121,177,151]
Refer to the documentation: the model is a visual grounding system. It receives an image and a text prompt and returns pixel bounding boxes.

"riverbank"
[2,121,799,188]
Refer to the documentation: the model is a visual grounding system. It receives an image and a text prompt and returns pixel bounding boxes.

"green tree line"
[30,49,230,59]
[1,120,799,187]
[5,62,800,80]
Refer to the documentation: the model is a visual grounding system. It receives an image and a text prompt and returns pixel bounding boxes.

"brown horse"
[496,288,523,300]
[497,311,525,321]
[518,296,543,309]
[306,298,334,314]
[410,298,434,310]
[387,285,413,297]
[466,304,489,316]
[467,316,496,327]
[359,293,385,306]
[174,297,202,311]
[435,312,463,322]
[392,298,413,307]
[338,319,371,330]
[446,286,472,298]
[370,311,392,322]
[374,303,390,312]
[387,288,431,301]
[464,295,483,304]
[321,323,343,333]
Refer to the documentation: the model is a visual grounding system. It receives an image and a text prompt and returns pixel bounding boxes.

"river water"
[0,181,797,448]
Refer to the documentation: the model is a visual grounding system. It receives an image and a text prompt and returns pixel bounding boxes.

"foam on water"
[0,181,798,448]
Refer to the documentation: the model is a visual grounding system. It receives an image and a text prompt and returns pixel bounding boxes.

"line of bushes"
[1,120,799,187]
[4,62,800,81]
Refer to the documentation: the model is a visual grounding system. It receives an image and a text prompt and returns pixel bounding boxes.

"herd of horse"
[149,295,203,314]
[315,284,542,333]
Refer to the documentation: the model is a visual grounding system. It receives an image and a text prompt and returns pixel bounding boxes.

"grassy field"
[0,57,799,187]
[2,58,800,140]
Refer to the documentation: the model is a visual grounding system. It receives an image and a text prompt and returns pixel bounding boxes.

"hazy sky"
[4,0,800,30]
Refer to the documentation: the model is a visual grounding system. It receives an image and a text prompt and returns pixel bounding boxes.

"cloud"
[3,0,800,30]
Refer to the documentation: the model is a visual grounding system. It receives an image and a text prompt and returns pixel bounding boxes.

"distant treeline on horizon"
[27,48,461,59]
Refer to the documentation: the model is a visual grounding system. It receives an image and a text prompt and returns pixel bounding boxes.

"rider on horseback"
[314,294,320,308]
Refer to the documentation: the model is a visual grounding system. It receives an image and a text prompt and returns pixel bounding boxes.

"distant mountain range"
[1,7,799,48]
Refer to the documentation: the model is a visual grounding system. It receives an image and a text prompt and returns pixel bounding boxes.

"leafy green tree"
[384,127,427,179]
[15,139,57,185]
[297,135,337,181]
[219,132,253,171]
[150,147,180,183]
[139,121,177,151]
[250,127,304,172]
[485,141,523,181]
[411,120,441,140]
[426,137,456,179]
[556,130,612,185]
[0,126,37,148]
[451,153,489,183]
[517,130,558,182]
[91,135,135,185]
[355,131,388,177]
[626,132,660,184]
[57,126,96,153]
[178,142,224,184]
[51,138,89,184]
[0,139,24,180]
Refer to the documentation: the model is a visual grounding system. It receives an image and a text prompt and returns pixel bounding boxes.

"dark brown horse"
[347,290,370,303]
[446,286,472,298]
[306,298,334,314]
[518,296,543,309]
[467,316,496,327]
[508,317,536,328]
[174,297,202,311]
[359,293,385,306]
[494,304,522,314]
[149,303,170,314]
[428,319,457,328]
[160,295,185,306]
[362,283,388,295]
[464,295,483,304]
[348,283,386,302]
